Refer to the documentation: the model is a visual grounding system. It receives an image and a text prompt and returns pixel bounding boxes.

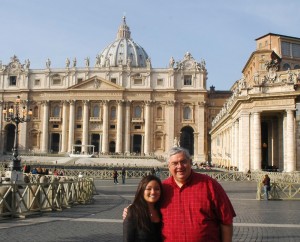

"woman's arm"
[123,214,136,242]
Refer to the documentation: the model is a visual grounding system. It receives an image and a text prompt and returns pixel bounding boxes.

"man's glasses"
[169,159,190,167]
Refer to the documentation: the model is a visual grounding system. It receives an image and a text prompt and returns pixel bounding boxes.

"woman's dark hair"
[129,175,163,232]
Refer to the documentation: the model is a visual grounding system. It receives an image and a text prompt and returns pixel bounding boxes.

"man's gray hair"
[167,147,191,162]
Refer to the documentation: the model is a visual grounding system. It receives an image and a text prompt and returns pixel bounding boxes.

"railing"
[256,181,300,200]
[0,175,96,218]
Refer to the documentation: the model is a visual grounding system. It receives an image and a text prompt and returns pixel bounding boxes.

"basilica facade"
[0,17,221,162]
[210,33,300,172]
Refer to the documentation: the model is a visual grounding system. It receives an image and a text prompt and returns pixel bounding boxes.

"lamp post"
[2,96,32,174]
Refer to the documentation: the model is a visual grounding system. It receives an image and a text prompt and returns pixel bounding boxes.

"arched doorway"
[75,140,82,153]
[91,134,100,153]
[180,126,194,156]
[5,124,15,153]
[133,135,142,154]
[51,133,60,153]
[109,141,116,153]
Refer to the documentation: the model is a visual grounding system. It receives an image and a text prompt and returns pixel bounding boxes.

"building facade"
[210,33,300,172]
[0,17,221,162]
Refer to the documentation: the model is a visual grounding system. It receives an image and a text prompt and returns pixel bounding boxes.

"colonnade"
[211,110,296,172]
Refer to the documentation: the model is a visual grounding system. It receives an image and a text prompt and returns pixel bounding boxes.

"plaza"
[0,178,299,242]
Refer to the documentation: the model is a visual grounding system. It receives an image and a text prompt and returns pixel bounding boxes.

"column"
[234,120,239,168]
[238,112,250,172]
[144,101,151,155]
[166,101,175,151]
[197,103,205,161]
[252,112,261,170]
[0,102,3,154]
[116,100,123,153]
[124,101,131,154]
[285,110,296,172]
[82,100,89,154]
[68,100,75,153]
[101,100,109,153]
[61,101,68,153]
[41,101,49,153]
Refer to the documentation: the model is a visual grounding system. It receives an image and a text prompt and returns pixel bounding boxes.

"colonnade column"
[41,101,49,153]
[61,101,68,153]
[124,101,131,154]
[116,100,123,153]
[197,102,205,161]
[285,110,296,172]
[234,120,239,168]
[82,100,89,154]
[0,102,4,154]
[68,100,75,153]
[252,112,261,170]
[238,112,250,172]
[144,101,151,155]
[101,100,109,153]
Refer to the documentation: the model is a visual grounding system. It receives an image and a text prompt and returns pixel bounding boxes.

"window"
[134,78,143,85]
[292,43,300,58]
[76,124,82,129]
[184,75,192,86]
[282,42,290,57]
[134,125,141,130]
[294,65,300,69]
[9,76,17,86]
[183,106,191,120]
[110,125,116,129]
[53,124,59,128]
[110,106,116,120]
[157,78,164,86]
[52,76,61,85]
[283,63,291,71]
[53,105,60,117]
[134,106,142,118]
[265,41,268,47]
[33,106,39,118]
[111,78,117,84]
[93,105,100,117]
[34,79,40,86]
[32,134,38,146]
[77,106,82,120]
[77,78,83,83]
[157,107,163,119]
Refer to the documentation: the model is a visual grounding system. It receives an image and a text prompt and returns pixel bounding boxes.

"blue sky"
[1,0,300,90]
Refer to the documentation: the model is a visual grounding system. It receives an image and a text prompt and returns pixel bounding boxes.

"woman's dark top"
[123,210,162,242]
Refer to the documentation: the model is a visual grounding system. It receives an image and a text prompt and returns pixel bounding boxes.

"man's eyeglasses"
[169,160,190,167]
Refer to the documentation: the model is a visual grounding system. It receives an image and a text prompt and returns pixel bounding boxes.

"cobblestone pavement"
[0,179,300,242]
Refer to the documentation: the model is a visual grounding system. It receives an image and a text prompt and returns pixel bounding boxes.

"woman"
[262,174,271,200]
[123,175,162,242]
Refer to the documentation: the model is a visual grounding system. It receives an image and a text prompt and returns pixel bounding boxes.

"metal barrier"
[256,181,300,200]
[0,176,96,218]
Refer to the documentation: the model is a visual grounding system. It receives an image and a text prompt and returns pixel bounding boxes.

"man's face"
[168,152,192,186]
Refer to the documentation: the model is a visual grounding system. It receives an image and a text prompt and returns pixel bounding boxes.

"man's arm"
[220,224,233,242]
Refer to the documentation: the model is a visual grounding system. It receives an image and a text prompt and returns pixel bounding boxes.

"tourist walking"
[262,174,271,200]
[113,170,119,184]
[121,167,126,184]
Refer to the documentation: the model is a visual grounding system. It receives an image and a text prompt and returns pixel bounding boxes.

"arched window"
[134,106,142,118]
[33,106,39,118]
[111,106,116,120]
[183,106,191,120]
[53,105,60,117]
[77,106,82,120]
[93,105,100,117]
[283,63,291,71]
[32,133,38,146]
[157,106,163,119]
[294,65,300,70]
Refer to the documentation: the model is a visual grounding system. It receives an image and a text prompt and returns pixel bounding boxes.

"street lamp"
[2,96,32,175]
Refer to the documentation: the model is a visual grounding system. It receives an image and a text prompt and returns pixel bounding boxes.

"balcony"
[90,117,102,122]
[49,117,61,122]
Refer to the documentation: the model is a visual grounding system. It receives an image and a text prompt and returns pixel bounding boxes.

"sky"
[1,0,300,90]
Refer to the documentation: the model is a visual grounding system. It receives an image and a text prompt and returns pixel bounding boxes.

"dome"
[98,17,149,68]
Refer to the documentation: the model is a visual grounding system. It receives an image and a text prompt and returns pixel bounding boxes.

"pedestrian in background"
[122,167,126,184]
[262,174,271,200]
[113,170,119,184]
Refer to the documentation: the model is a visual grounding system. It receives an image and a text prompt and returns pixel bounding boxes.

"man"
[123,147,236,241]
[161,147,236,242]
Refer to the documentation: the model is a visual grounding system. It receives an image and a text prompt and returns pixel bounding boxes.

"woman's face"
[143,180,161,204]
